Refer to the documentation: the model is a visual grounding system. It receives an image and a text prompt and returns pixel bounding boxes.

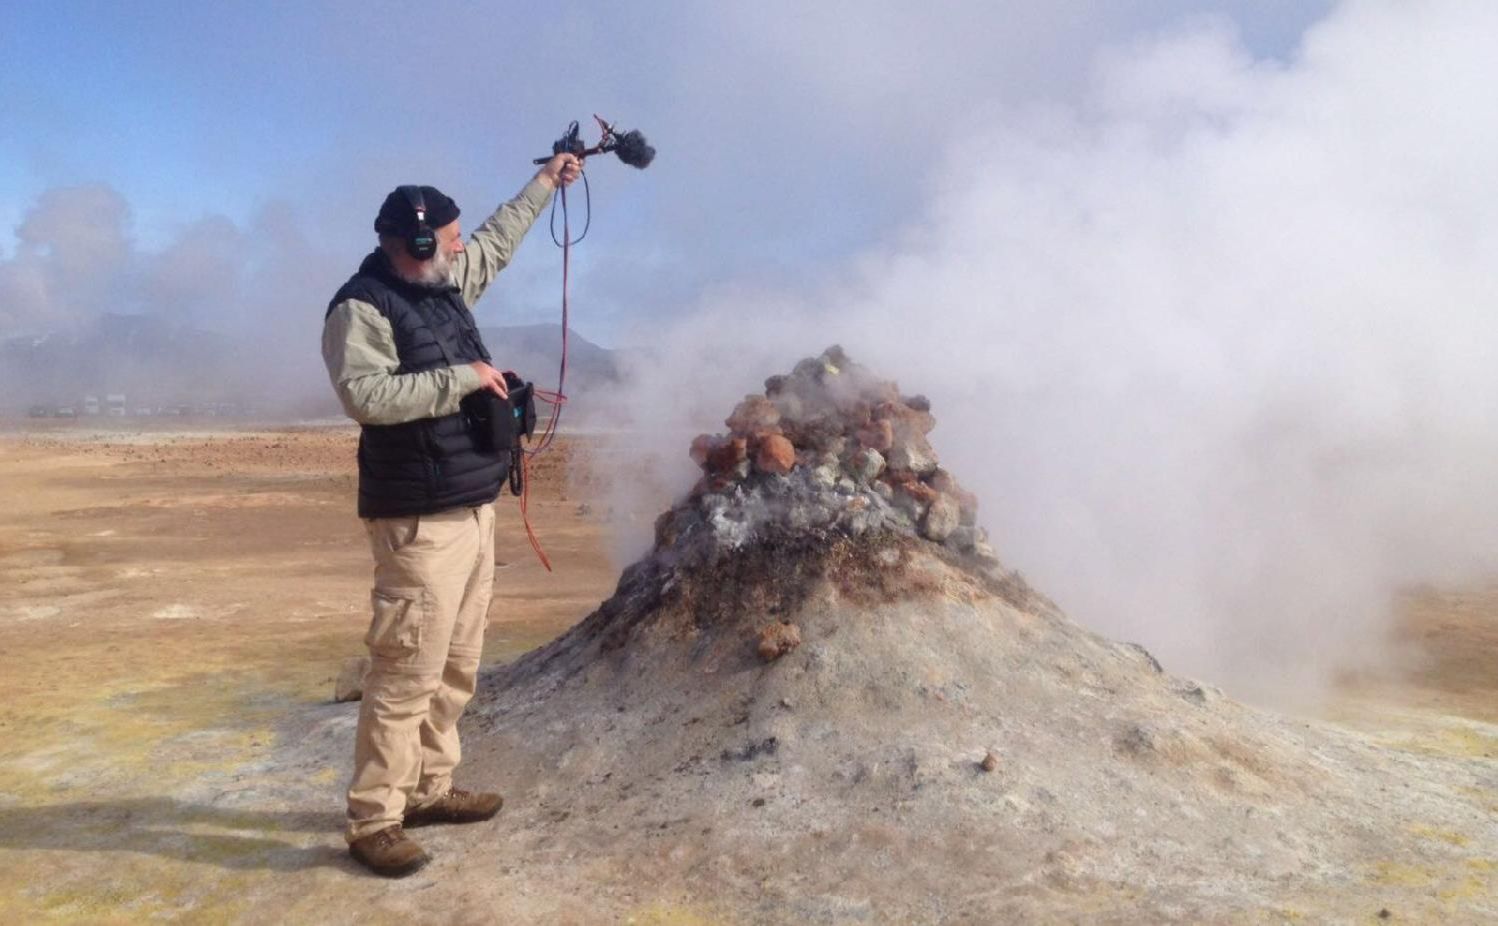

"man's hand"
[469,361,510,400]
[536,153,584,190]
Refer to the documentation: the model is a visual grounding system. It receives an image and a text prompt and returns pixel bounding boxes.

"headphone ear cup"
[406,225,437,260]
[397,184,438,260]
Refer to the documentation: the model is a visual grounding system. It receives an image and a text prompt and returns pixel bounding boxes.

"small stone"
[726,395,782,436]
[946,526,979,553]
[891,476,937,506]
[792,357,826,380]
[874,400,936,437]
[886,439,939,475]
[980,751,1000,773]
[784,414,843,452]
[855,420,894,452]
[892,490,928,521]
[921,493,960,542]
[706,436,748,475]
[757,622,802,661]
[931,469,979,524]
[755,434,796,475]
[848,448,885,482]
[334,656,371,702]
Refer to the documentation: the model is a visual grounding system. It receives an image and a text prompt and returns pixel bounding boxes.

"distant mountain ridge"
[0,314,623,416]
[1,314,239,412]
[477,323,621,394]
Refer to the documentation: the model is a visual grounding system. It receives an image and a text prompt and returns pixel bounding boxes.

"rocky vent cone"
[466,348,1497,922]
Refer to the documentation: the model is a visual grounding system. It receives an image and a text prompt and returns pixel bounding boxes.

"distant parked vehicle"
[28,405,49,418]
[54,406,78,418]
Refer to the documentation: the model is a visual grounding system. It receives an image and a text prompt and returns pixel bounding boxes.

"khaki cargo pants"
[346,502,495,842]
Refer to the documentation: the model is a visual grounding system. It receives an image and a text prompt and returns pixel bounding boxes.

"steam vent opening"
[464,347,1498,921]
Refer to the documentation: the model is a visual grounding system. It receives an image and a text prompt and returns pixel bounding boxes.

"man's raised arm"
[450,153,582,308]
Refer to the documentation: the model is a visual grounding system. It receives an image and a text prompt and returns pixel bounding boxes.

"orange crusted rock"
[706,436,748,475]
[726,395,782,436]
[756,621,802,661]
[856,419,894,452]
[755,434,796,475]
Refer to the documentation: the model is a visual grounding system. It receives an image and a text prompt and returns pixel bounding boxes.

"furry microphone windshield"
[612,129,655,169]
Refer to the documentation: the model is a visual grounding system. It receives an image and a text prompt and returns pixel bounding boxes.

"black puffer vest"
[328,251,506,519]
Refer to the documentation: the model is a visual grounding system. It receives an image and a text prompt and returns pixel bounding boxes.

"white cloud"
[592,0,1498,703]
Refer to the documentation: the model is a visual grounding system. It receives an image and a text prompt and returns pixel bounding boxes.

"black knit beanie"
[373,185,461,236]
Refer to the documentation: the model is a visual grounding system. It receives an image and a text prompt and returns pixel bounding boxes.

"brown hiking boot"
[403,788,504,828]
[348,825,429,878]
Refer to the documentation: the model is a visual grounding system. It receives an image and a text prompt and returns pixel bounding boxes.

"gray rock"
[886,440,939,475]
[921,494,961,542]
[793,357,828,380]
[811,465,839,489]
[947,525,979,552]
[892,490,929,522]
[849,448,885,482]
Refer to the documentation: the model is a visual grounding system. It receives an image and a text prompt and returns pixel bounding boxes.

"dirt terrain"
[0,425,625,923]
[0,424,1495,923]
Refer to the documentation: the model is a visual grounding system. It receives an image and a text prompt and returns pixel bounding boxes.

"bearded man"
[321,152,582,877]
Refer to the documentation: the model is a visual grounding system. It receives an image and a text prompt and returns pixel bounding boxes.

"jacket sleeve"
[322,299,483,426]
[450,177,554,308]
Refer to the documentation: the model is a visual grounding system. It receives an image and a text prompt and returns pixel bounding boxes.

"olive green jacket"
[321,178,553,426]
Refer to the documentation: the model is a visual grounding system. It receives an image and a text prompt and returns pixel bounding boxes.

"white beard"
[390,246,452,288]
[411,247,452,287]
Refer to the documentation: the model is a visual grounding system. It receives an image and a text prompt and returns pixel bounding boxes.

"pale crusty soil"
[0,426,628,923]
[0,425,1494,923]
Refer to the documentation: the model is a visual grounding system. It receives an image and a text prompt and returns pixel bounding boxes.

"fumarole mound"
[464,348,1498,923]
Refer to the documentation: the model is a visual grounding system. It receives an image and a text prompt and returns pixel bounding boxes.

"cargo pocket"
[365,586,427,661]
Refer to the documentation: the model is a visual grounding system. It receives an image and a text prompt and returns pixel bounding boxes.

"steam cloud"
[0,185,337,409]
[586,1,1498,703]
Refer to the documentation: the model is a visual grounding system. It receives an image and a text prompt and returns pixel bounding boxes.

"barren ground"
[0,425,1494,923]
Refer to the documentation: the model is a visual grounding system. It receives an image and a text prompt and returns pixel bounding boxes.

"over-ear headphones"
[398,185,437,260]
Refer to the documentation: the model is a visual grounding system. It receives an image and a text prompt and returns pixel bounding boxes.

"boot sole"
[350,848,431,878]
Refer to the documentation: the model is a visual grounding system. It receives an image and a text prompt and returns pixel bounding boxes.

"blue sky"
[2,1,1330,343]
